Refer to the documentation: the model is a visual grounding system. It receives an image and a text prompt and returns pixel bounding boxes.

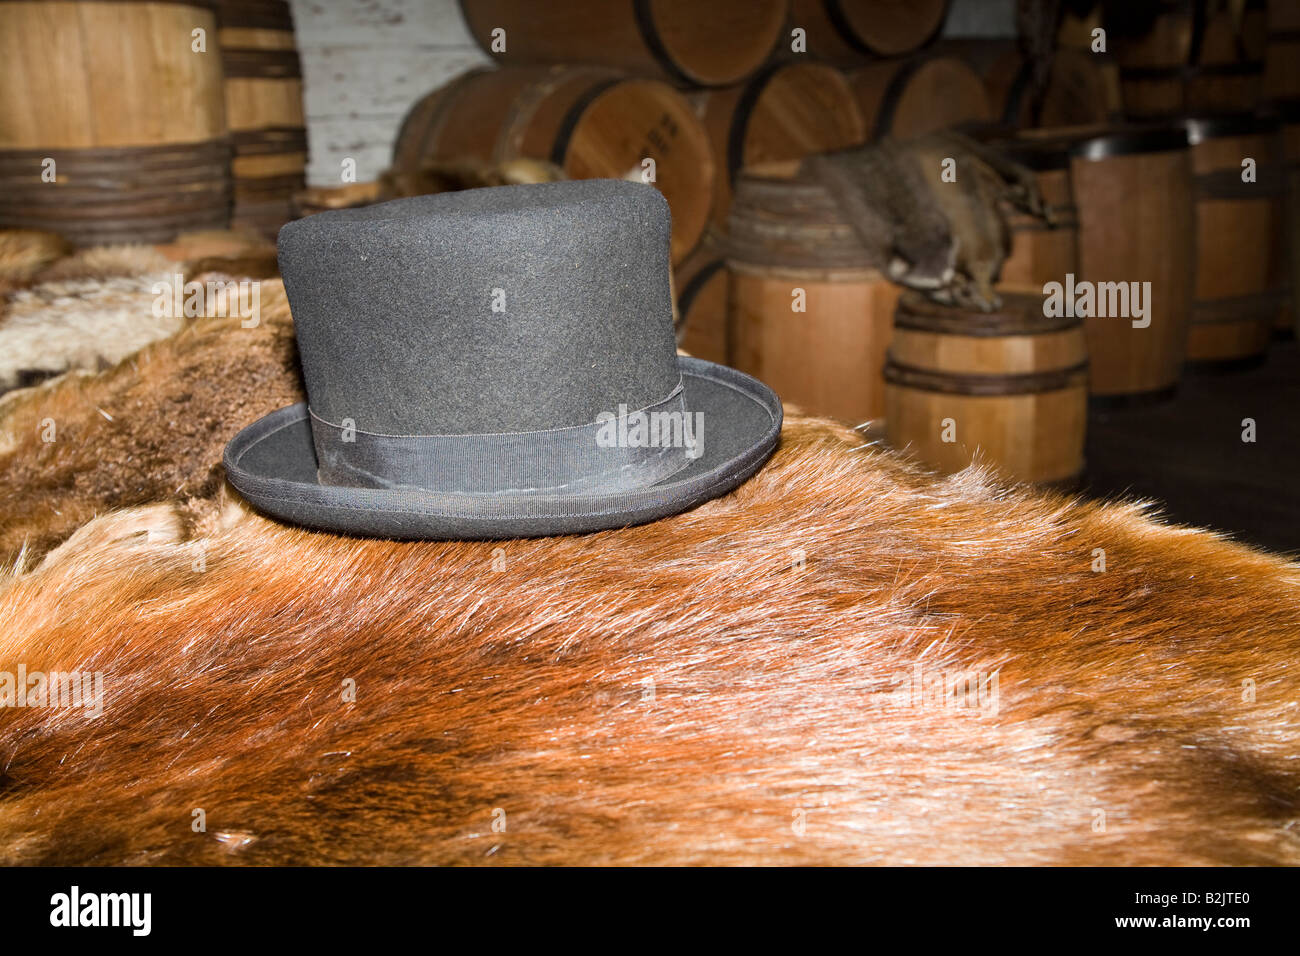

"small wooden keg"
[457,0,787,87]
[0,0,231,246]
[990,136,1079,294]
[673,234,729,364]
[884,293,1088,485]
[849,56,992,140]
[392,66,714,263]
[1068,124,1195,402]
[215,0,307,238]
[693,63,866,228]
[1114,2,1263,118]
[1183,113,1284,365]
[780,0,950,62]
[726,163,899,424]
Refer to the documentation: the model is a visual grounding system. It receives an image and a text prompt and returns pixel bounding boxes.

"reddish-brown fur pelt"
[0,279,300,568]
[0,416,1297,866]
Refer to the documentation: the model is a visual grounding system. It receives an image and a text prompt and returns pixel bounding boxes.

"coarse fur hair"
[0,415,1297,865]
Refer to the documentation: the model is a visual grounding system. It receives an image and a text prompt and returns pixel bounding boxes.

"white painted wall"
[291,0,488,186]
[289,0,1016,187]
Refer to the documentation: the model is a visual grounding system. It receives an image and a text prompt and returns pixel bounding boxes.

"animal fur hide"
[0,230,279,396]
[0,416,1297,865]
[0,279,300,567]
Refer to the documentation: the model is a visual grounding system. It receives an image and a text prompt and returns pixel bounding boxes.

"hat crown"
[277,179,679,437]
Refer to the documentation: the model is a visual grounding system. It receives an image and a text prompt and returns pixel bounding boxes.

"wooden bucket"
[457,0,787,87]
[780,0,950,62]
[884,293,1088,485]
[0,0,231,246]
[392,66,714,263]
[216,0,307,238]
[1115,1,1263,118]
[1068,124,1195,402]
[849,56,992,140]
[674,234,728,364]
[989,137,1079,294]
[726,164,899,424]
[1183,113,1284,365]
[693,63,866,228]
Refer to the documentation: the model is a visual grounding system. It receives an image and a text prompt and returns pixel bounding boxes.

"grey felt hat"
[223,179,782,539]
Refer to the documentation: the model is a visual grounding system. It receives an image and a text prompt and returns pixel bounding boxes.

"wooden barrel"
[1182,113,1284,365]
[780,0,950,62]
[1264,0,1300,103]
[674,233,729,364]
[1114,1,1263,118]
[1056,3,1124,117]
[457,0,787,87]
[693,62,866,229]
[885,293,1088,485]
[984,49,1115,128]
[216,0,307,238]
[849,56,991,140]
[1068,124,1195,402]
[726,163,899,424]
[0,0,231,246]
[989,137,1078,294]
[392,66,714,263]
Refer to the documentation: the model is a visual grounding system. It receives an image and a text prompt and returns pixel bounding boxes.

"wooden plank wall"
[290,0,488,187]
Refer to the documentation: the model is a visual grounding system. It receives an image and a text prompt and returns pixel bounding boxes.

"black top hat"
[223,179,782,539]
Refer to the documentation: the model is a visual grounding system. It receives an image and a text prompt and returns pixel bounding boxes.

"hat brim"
[223,356,782,539]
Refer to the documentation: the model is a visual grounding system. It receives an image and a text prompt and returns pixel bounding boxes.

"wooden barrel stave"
[849,55,991,140]
[673,233,729,364]
[781,0,950,62]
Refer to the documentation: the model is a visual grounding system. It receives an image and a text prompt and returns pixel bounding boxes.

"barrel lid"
[1066,123,1190,160]
[895,292,1079,336]
[1181,112,1282,144]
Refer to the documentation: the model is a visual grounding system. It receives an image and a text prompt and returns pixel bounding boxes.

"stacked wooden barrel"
[1182,113,1283,365]
[458,0,788,87]
[674,235,728,364]
[215,0,308,238]
[691,63,867,227]
[849,55,991,140]
[726,162,899,424]
[391,66,714,264]
[776,0,950,62]
[1112,0,1264,119]
[0,0,231,246]
[885,293,1089,485]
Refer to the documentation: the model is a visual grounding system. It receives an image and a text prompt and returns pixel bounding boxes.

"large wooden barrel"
[0,0,231,246]
[1114,1,1263,118]
[1068,124,1195,402]
[1182,113,1283,365]
[693,63,866,228]
[216,0,307,238]
[849,56,991,140]
[673,233,729,364]
[885,293,1088,485]
[780,0,950,62]
[392,66,714,263]
[989,137,1079,294]
[1264,0,1300,103]
[984,49,1115,128]
[726,163,899,424]
[457,0,787,87]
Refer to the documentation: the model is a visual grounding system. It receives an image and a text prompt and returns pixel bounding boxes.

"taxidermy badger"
[803,131,1048,311]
